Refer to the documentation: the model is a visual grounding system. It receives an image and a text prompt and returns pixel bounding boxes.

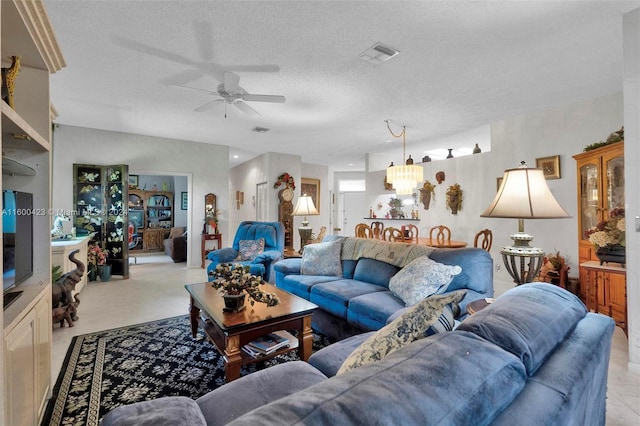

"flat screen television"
[3,190,33,292]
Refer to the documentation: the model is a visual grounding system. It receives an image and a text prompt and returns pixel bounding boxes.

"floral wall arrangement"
[274,172,295,190]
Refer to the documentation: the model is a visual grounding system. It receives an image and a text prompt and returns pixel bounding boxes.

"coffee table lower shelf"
[198,317,300,365]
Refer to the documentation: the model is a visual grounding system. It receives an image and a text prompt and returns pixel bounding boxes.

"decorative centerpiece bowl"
[209,263,280,313]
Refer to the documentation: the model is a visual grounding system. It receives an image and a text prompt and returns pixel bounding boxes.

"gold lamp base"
[298,220,313,254]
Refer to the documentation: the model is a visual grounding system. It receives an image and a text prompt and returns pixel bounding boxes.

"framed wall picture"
[301,178,320,211]
[128,174,139,188]
[181,192,188,210]
[536,155,561,179]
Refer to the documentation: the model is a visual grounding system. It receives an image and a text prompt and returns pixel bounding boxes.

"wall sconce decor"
[235,191,244,209]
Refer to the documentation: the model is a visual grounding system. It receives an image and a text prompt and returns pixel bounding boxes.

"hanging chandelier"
[385,120,423,195]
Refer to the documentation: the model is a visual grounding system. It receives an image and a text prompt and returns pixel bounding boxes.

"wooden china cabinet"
[128,189,174,251]
[573,141,626,334]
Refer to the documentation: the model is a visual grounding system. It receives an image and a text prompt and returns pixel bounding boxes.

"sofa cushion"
[301,239,343,276]
[229,332,527,426]
[278,275,342,300]
[337,290,467,374]
[429,248,493,294]
[352,258,400,288]
[237,238,265,261]
[101,396,206,426]
[389,255,462,306]
[310,280,388,319]
[168,226,186,239]
[196,361,327,426]
[346,291,405,331]
[457,283,587,376]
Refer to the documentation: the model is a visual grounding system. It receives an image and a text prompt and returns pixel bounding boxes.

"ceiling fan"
[170,71,285,117]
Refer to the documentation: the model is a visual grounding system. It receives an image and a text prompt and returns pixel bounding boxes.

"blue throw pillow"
[389,256,462,306]
[301,239,343,276]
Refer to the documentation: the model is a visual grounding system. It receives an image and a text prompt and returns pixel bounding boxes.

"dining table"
[417,238,468,248]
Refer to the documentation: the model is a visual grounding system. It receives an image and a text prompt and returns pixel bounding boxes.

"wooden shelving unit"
[1,1,66,424]
[128,189,174,251]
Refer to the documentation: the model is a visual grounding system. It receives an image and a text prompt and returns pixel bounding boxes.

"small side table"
[466,298,494,315]
[284,248,302,259]
[201,233,222,268]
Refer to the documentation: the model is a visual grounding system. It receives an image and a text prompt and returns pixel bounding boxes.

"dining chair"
[370,221,385,239]
[308,226,327,245]
[429,225,451,245]
[405,224,419,244]
[355,223,373,238]
[473,229,493,252]
[382,227,404,242]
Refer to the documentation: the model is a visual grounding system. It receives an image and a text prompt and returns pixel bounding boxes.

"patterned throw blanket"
[340,237,435,268]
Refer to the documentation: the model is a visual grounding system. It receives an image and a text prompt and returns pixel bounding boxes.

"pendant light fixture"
[385,120,423,195]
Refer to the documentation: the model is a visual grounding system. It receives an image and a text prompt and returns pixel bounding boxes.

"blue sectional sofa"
[273,236,493,339]
[101,284,615,426]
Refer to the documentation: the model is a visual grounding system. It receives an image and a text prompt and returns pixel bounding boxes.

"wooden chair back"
[382,227,404,242]
[405,224,419,243]
[308,226,327,245]
[429,225,451,245]
[473,229,493,252]
[370,221,385,239]
[355,223,373,238]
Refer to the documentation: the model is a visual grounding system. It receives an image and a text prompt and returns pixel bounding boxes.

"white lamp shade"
[481,168,569,218]
[293,195,319,216]
[386,164,423,195]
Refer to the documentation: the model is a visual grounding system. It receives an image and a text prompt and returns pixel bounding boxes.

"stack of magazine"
[242,330,295,358]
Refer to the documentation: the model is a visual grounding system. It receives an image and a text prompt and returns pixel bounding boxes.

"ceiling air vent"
[252,127,270,133]
[359,43,400,65]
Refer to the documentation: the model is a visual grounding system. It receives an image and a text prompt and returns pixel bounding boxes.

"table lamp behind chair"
[292,194,319,253]
[481,162,569,285]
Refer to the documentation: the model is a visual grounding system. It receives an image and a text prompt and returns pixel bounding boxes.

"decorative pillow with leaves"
[337,290,467,375]
[237,238,266,261]
[389,256,462,306]
[301,239,343,277]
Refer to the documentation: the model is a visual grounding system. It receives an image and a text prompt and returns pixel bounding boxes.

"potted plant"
[388,197,404,218]
[209,263,281,312]
[584,208,626,266]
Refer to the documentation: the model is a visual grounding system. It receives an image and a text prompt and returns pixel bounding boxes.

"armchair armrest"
[252,249,282,264]
[273,258,302,275]
[208,247,238,263]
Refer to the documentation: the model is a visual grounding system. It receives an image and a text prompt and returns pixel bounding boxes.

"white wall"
[51,124,229,269]
[623,9,640,372]
[363,92,623,292]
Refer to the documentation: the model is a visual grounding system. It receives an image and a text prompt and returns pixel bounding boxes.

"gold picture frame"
[536,155,561,180]
[301,178,320,211]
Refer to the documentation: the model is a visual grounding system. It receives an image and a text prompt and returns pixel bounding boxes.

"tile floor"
[49,254,640,424]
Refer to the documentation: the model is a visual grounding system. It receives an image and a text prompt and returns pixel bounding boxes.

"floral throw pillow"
[389,256,462,306]
[237,238,265,261]
[337,290,467,375]
[300,239,343,277]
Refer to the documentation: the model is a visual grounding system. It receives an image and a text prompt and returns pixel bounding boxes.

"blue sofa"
[273,236,493,340]
[207,221,284,282]
[101,284,615,426]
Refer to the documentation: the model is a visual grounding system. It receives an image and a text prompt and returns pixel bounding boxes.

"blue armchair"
[207,221,285,282]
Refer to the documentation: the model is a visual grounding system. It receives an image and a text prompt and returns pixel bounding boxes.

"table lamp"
[481,162,569,284]
[292,194,319,253]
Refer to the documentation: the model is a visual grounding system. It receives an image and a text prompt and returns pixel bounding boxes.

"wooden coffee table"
[185,282,317,382]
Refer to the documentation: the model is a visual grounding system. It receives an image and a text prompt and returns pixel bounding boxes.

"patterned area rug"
[41,315,333,426]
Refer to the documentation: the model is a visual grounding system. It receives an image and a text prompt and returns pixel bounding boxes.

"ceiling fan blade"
[234,101,260,117]
[112,36,196,66]
[224,71,241,93]
[168,84,216,95]
[224,65,281,73]
[194,99,223,112]
[160,69,205,86]
[193,20,214,62]
[241,94,286,103]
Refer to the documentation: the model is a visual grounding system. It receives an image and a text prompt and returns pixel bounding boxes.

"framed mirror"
[205,193,217,219]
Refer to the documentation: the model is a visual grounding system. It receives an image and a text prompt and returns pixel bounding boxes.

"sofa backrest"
[457,283,587,375]
[429,248,493,294]
[352,258,400,288]
[233,221,285,252]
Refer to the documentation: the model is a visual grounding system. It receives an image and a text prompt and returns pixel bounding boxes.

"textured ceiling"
[44,1,638,170]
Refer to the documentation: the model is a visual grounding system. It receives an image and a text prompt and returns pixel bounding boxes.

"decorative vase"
[98,264,112,282]
[88,266,98,282]
[473,143,482,154]
[223,293,246,313]
[390,210,399,219]
[446,149,454,159]
[595,245,626,267]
